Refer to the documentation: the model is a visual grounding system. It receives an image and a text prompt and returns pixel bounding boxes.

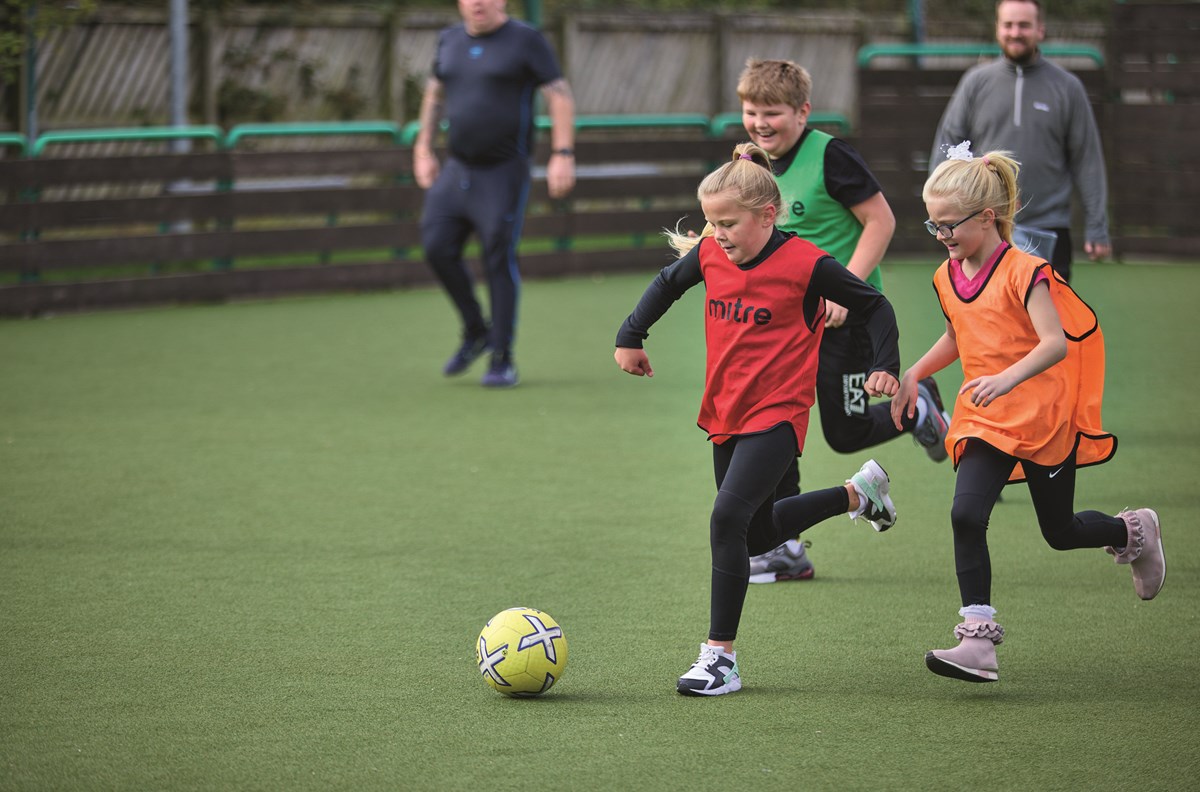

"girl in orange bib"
[891,147,1165,684]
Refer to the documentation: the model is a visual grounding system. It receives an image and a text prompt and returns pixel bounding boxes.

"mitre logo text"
[708,297,773,326]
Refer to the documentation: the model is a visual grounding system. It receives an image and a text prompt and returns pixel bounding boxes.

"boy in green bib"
[736,59,949,583]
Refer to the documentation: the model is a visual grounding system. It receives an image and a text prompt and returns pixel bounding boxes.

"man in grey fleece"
[930,0,1110,281]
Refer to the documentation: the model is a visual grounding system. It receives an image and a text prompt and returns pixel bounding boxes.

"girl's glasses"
[924,209,983,238]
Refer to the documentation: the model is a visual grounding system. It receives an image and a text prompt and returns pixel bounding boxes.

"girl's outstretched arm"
[960,281,1066,407]
[892,323,959,430]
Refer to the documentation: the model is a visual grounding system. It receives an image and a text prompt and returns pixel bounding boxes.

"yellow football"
[476,607,568,697]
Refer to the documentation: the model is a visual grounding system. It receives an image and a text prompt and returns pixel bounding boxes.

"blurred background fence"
[1,5,1109,134]
[0,2,1195,316]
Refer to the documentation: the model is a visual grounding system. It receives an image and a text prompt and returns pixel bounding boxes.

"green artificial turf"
[2,260,1197,791]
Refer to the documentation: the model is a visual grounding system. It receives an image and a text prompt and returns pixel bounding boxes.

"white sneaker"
[848,459,897,532]
[748,540,814,584]
[677,644,741,696]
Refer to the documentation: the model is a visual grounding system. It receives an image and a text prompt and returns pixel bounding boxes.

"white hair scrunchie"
[944,140,974,161]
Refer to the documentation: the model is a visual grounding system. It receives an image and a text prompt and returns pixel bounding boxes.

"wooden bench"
[0,135,734,316]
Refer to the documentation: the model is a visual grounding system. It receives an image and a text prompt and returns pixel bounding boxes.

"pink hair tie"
[983,156,991,165]
[739,153,754,160]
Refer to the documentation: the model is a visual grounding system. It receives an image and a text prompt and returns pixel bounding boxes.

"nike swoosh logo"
[1049,467,1064,478]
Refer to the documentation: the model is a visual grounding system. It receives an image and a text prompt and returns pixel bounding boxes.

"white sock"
[847,481,869,519]
[915,393,930,427]
[959,604,997,622]
[785,538,804,553]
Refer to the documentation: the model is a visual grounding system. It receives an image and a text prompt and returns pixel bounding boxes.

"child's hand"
[961,374,1015,407]
[890,372,919,430]
[865,370,898,398]
[824,301,849,328]
[615,347,654,377]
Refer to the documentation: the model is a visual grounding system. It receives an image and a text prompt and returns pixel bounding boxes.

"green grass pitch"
[2,259,1198,790]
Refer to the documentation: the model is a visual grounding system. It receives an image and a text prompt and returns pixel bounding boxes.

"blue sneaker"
[481,355,519,388]
[677,644,741,696]
[443,335,489,377]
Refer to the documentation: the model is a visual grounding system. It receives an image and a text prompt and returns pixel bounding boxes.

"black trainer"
[913,377,951,462]
[442,335,489,377]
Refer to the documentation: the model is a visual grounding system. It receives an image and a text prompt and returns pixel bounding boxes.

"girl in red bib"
[615,143,902,696]
[891,147,1165,684]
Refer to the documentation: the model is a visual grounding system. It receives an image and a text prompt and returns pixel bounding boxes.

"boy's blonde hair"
[922,150,1021,244]
[736,58,811,109]
[666,142,782,257]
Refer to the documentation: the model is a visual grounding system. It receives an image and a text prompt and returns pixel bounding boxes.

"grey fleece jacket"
[931,54,1109,245]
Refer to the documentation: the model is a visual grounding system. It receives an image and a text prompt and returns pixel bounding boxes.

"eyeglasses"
[924,209,983,239]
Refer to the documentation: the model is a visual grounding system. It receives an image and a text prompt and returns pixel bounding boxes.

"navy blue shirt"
[433,20,563,165]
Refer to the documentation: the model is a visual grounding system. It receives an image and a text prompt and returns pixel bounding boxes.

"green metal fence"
[20,114,862,157]
[29,125,224,157]
[1,133,28,157]
[223,121,404,149]
[857,43,1105,67]
[708,111,851,138]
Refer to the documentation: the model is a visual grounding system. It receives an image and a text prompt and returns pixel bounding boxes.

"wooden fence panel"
[0,131,727,315]
[1107,2,1199,255]
[856,64,1107,256]
[1110,2,1200,99]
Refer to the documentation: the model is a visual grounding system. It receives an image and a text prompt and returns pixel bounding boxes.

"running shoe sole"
[924,651,999,683]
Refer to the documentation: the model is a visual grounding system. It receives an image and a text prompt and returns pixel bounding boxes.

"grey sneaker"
[848,459,896,532]
[677,644,741,697]
[749,541,814,584]
[913,378,950,462]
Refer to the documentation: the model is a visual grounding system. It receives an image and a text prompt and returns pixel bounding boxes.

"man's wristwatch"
[552,148,574,157]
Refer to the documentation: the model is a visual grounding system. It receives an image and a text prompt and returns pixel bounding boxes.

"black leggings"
[708,423,851,641]
[951,439,1126,607]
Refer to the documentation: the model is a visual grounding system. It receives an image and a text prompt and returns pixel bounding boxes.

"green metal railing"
[29,125,224,157]
[1,132,28,157]
[537,113,712,133]
[857,43,1105,68]
[223,121,403,149]
[709,111,851,138]
[402,114,715,146]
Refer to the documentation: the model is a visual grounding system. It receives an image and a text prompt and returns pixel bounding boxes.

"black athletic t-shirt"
[772,129,882,210]
[433,20,563,165]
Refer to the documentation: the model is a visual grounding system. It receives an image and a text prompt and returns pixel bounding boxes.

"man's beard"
[1003,42,1038,65]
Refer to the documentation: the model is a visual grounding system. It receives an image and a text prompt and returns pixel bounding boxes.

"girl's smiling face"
[701,189,777,266]
[925,195,994,263]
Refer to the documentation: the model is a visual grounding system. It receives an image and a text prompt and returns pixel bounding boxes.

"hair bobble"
[983,156,991,166]
[739,153,754,160]
[944,141,974,161]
